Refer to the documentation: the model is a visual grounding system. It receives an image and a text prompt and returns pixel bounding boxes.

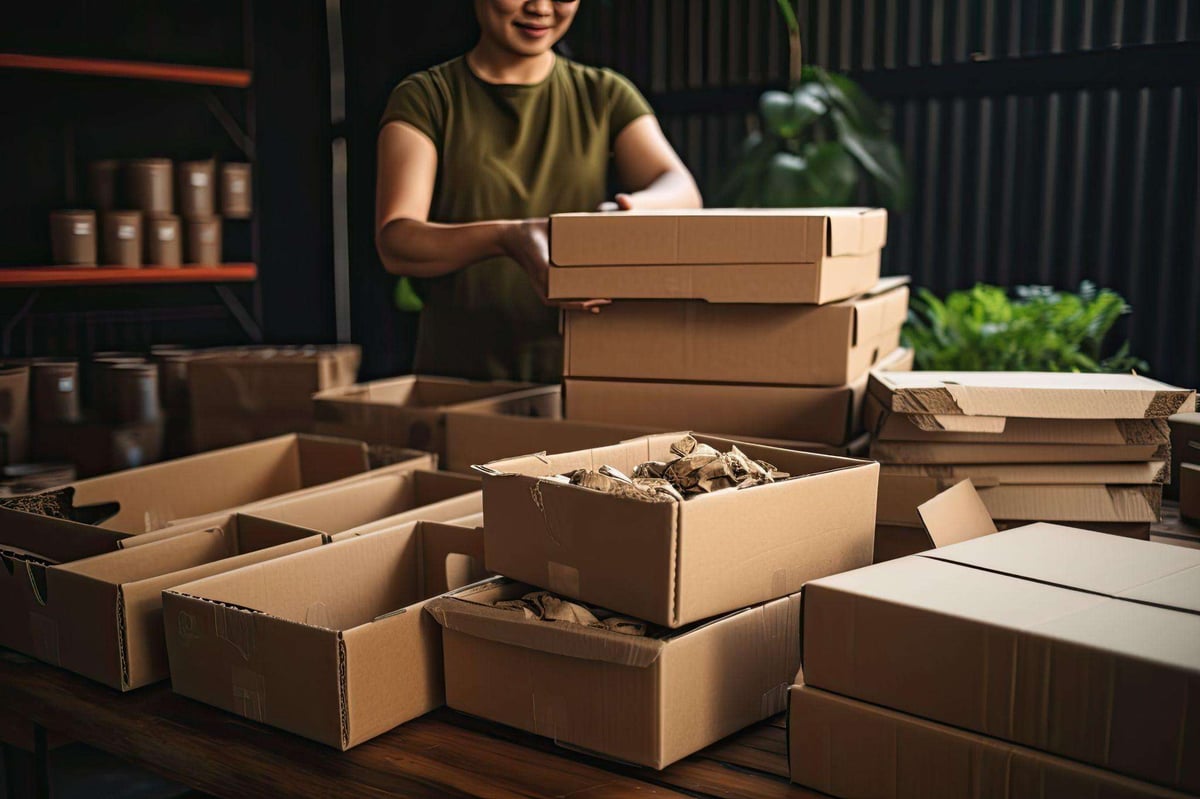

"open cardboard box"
[802,491,1200,793]
[788,680,1194,799]
[479,432,877,627]
[427,577,801,769]
[547,208,886,304]
[565,347,913,447]
[562,278,909,387]
[164,520,485,749]
[314,377,555,460]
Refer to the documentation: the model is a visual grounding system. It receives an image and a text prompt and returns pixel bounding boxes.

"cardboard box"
[802,524,1200,792]
[865,393,1172,444]
[0,364,30,466]
[1168,412,1200,500]
[562,278,909,386]
[881,460,1168,485]
[1182,463,1199,522]
[479,433,877,627]
[547,208,886,304]
[164,521,484,749]
[188,345,361,450]
[868,370,1196,420]
[870,439,1168,464]
[428,578,801,768]
[314,376,551,460]
[788,682,1194,799]
[873,520,1153,563]
[566,347,913,447]
[33,419,164,478]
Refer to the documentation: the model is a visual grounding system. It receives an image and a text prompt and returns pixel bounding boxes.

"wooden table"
[0,650,818,799]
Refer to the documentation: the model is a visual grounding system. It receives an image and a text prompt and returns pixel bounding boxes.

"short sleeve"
[602,69,654,145]
[380,73,444,147]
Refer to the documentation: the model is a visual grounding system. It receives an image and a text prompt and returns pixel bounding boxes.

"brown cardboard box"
[1181,463,1199,522]
[562,278,909,386]
[868,370,1196,420]
[188,346,361,450]
[547,208,886,304]
[802,523,1200,792]
[314,377,552,460]
[0,364,30,466]
[33,419,165,478]
[881,460,1168,485]
[480,433,877,627]
[865,393,1172,444]
[565,348,912,446]
[873,520,1153,563]
[870,439,1168,464]
[428,578,801,769]
[788,682,1194,799]
[1169,413,1200,500]
[164,520,484,749]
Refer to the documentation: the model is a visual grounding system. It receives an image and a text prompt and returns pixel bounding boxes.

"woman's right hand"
[502,219,608,312]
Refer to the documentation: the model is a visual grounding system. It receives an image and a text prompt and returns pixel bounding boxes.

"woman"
[376,0,702,383]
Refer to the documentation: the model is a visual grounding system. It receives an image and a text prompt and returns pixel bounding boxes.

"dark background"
[2,0,1197,387]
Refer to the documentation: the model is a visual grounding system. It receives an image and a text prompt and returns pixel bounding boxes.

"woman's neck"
[466,40,555,85]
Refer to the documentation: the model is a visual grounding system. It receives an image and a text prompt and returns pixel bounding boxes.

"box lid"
[868,371,1196,419]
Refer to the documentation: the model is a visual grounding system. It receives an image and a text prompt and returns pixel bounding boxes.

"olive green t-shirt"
[381,55,653,383]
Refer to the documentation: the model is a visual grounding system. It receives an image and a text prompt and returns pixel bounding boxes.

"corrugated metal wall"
[568,0,1200,389]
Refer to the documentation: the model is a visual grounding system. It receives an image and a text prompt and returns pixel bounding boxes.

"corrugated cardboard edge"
[337,635,349,750]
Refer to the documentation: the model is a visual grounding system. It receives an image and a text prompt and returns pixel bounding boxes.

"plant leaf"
[801,142,858,205]
[832,110,911,210]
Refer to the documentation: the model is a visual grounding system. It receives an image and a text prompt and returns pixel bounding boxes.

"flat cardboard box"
[314,376,551,460]
[0,364,30,466]
[5,516,331,689]
[1182,463,1199,522]
[868,371,1196,420]
[547,208,885,305]
[1168,412,1200,500]
[479,433,877,627]
[33,419,165,478]
[788,682,1194,799]
[802,524,1200,792]
[865,393,1172,444]
[566,347,913,447]
[881,460,1168,485]
[870,438,1168,464]
[164,521,485,749]
[562,278,909,386]
[428,578,801,769]
[872,520,1152,563]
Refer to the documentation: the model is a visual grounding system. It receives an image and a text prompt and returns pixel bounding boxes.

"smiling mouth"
[514,22,551,32]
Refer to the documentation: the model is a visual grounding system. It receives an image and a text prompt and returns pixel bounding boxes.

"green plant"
[902,282,1149,373]
[718,0,910,209]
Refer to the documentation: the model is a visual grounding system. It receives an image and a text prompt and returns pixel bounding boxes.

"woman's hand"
[597,193,635,212]
[502,219,608,312]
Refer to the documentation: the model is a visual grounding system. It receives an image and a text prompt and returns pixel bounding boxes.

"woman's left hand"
[596,193,635,212]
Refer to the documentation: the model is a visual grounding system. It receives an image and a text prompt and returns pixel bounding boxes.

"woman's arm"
[607,115,703,210]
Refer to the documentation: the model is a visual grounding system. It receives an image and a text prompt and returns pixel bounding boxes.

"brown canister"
[178,159,216,219]
[145,214,182,266]
[153,350,194,411]
[220,162,252,218]
[186,217,222,264]
[101,211,143,267]
[124,158,174,214]
[108,362,161,424]
[30,359,81,424]
[88,160,120,211]
[91,353,145,418]
[49,210,98,266]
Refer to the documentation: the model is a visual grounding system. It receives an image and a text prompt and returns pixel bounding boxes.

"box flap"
[0,507,131,563]
[824,207,889,255]
[915,480,998,548]
[869,371,1196,419]
[426,579,666,668]
[295,435,371,487]
[851,281,909,347]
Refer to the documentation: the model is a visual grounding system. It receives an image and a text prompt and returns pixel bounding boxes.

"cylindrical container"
[153,350,194,411]
[186,217,222,264]
[30,359,81,424]
[88,160,120,211]
[91,353,145,419]
[177,160,216,219]
[145,214,182,266]
[101,211,143,267]
[49,210,97,266]
[220,162,252,219]
[124,158,174,214]
[109,362,161,424]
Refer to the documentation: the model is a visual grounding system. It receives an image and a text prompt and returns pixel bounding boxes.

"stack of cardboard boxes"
[551,209,911,450]
[789,485,1200,799]
[868,371,1197,561]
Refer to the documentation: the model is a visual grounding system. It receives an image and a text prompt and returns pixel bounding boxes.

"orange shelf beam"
[0,53,251,88]
[0,264,257,288]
